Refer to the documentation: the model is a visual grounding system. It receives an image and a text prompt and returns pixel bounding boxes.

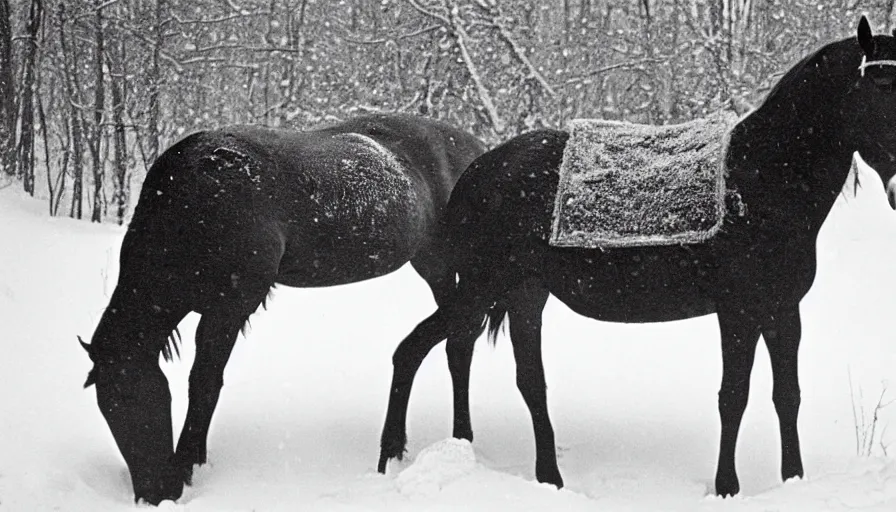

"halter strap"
[859,55,896,76]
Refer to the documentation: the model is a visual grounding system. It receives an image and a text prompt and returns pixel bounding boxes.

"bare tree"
[109,30,128,225]
[17,0,43,195]
[146,0,165,166]
[88,0,106,222]
[58,3,84,219]
[0,0,14,177]
[1,0,885,220]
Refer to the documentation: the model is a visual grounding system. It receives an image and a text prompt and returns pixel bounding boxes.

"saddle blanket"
[550,112,738,248]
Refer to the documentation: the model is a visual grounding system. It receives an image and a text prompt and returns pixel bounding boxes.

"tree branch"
[404,0,504,133]
[449,5,504,133]
[488,4,555,97]
[404,0,450,26]
[343,24,441,45]
[561,58,665,87]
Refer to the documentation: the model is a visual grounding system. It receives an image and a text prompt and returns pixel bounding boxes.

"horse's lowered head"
[848,16,896,207]
[79,305,184,505]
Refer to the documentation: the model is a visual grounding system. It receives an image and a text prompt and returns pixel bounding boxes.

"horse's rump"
[181,127,424,241]
[310,132,421,231]
[550,113,737,248]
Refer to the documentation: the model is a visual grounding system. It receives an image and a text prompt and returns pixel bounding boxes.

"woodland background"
[0,0,894,224]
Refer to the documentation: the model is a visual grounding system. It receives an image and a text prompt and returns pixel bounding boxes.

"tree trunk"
[886,0,895,31]
[59,4,84,219]
[89,0,106,222]
[279,0,307,125]
[562,0,571,42]
[0,0,14,176]
[18,0,43,195]
[36,49,51,215]
[147,0,164,166]
[110,38,128,225]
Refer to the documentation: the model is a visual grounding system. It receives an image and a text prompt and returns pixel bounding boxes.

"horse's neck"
[731,102,853,231]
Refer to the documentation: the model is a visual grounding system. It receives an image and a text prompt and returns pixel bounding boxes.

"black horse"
[378,18,896,497]
[80,113,486,504]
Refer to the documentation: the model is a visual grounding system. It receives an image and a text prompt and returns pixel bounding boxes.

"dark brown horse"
[80,113,486,504]
[378,18,896,496]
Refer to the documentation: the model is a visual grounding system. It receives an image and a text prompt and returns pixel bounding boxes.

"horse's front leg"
[715,306,762,497]
[412,256,478,442]
[762,304,804,483]
[173,313,246,484]
[505,281,560,487]
[378,290,491,473]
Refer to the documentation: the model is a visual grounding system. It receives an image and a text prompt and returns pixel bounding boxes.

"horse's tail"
[485,300,508,346]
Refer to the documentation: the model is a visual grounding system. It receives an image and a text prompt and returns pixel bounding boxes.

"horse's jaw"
[94,363,182,505]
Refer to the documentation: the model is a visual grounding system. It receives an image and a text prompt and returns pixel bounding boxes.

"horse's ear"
[79,336,96,388]
[83,369,96,388]
[78,335,92,355]
[858,15,875,56]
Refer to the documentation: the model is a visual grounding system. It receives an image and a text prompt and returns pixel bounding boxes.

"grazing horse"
[80,113,486,504]
[378,18,896,496]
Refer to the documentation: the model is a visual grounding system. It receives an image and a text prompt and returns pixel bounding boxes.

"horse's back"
[316,114,487,211]
[125,115,485,292]
[443,128,723,322]
[445,129,568,257]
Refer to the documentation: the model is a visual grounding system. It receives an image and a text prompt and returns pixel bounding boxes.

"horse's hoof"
[378,431,408,469]
[781,460,804,483]
[179,464,195,486]
[536,464,564,489]
[452,427,474,443]
[134,473,184,506]
[376,447,405,474]
[714,475,740,498]
[377,436,409,474]
[171,453,202,486]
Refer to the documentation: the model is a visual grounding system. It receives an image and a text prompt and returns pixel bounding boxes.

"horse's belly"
[544,249,717,323]
[275,231,418,287]
[276,189,428,287]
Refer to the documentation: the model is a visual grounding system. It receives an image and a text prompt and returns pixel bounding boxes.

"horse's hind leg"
[411,257,479,442]
[377,280,491,473]
[714,307,762,497]
[762,305,804,483]
[445,331,477,441]
[504,280,561,487]
[173,279,275,483]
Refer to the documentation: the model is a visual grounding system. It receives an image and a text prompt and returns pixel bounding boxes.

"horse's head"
[847,16,896,207]
[80,312,183,505]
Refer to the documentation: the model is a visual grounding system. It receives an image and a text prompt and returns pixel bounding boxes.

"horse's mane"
[757,44,829,111]
[82,287,274,388]
[731,37,860,155]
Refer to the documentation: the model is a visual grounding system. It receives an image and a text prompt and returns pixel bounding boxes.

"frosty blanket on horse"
[550,113,738,248]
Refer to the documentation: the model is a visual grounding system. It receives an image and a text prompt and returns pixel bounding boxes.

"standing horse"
[378,18,896,496]
[80,113,486,504]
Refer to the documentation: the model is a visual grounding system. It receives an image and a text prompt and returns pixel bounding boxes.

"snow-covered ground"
[1,161,895,511]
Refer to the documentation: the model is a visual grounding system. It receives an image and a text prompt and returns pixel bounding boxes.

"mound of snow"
[395,438,477,495]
